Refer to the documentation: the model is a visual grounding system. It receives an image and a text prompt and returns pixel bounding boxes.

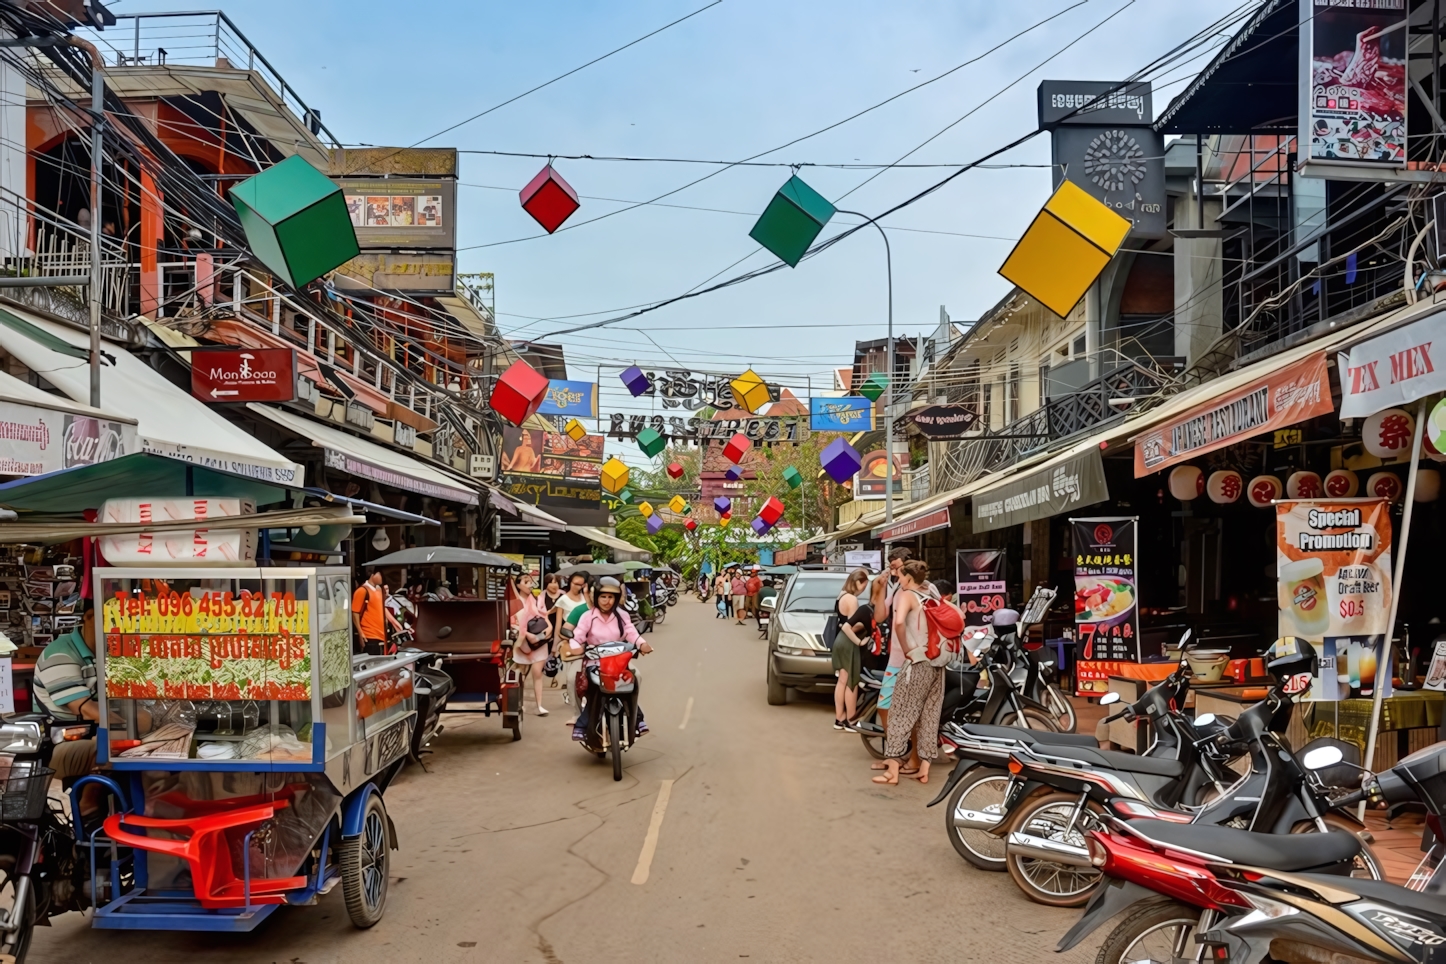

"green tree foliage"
[741,433,853,531]
[670,522,757,580]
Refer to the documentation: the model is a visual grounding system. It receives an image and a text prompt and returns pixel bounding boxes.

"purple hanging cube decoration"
[713,495,731,515]
[725,465,743,482]
[646,515,664,535]
[820,437,862,484]
[750,517,770,536]
[620,366,650,397]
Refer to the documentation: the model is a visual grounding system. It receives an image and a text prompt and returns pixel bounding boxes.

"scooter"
[408,651,455,761]
[575,640,645,781]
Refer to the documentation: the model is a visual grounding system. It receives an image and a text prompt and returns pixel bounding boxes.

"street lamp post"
[836,210,893,523]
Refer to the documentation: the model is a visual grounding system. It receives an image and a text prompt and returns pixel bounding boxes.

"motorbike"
[575,640,645,781]
[623,593,654,635]
[1066,739,1446,964]
[408,651,456,761]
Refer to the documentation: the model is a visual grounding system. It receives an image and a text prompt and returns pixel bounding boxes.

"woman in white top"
[552,572,591,722]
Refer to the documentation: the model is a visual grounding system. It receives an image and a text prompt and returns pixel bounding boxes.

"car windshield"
[782,574,847,613]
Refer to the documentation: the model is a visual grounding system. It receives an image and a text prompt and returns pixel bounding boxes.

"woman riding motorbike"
[565,576,653,741]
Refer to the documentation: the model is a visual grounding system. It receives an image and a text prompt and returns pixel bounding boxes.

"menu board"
[1072,518,1140,662]
[956,549,1006,628]
[1276,500,1393,701]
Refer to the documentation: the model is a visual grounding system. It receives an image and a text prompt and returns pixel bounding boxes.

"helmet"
[1266,636,1318,696]
[596,576,625,601]
[991,608,1020,629]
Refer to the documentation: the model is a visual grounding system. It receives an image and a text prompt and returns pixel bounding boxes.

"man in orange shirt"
[352,569,388,655]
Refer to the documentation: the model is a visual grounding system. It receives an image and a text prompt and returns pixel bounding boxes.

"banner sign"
[1133,352,1334,478]
[0,399,135,477]
[537,380,598,418]
[191,348,296,404]
[956,549,1006,627]
[908,404,978,440]
[500,424,606,524]
[973,446,1108,533]
[855,449,904,497]
[607,412,806,445]
[1337,311,1446,418]
[1038,80,1153,127]
[1301,0,1407,169]
[809,396,873,432]
[876,507,951,543]
[1276,499,1393,701]
[1072,517,1140,662]
[620,368,782,411]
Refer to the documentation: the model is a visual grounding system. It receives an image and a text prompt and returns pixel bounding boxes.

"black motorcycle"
[575,641,645,781]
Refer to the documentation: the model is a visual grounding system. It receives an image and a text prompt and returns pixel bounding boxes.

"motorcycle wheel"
[1290,814,1384,880]
[339,795,391,928]
[853,699,887,759]
[608,711,624,782]
[655,608,666,625]
[0,873,35,964]
[999,708,1061,733]
[1093,897,1198,964]
[1043,684,1077,733]
[946,767,1011,871]
[1005,792,1100,907]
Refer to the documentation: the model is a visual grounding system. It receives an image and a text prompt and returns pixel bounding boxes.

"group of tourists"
[829,547,967,787]
[712,564,774,623]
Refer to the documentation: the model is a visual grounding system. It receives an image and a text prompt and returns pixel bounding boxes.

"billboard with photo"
[1300,0,1407,170]
[499,424,607,525]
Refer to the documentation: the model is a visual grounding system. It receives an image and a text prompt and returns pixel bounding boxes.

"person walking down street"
[744,569,762,621]
[730,570,747,625]
[831,568,874,731]
[352,569,390,656]
[552,572,591,719]
[714,571,729,618]
[874,561,944,786]
[866,545,912,768]
[542,573,563,612]
[510,574,553,717]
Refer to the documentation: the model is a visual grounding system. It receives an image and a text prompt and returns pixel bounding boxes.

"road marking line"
[631,779,674,885]
[679,696,694,729]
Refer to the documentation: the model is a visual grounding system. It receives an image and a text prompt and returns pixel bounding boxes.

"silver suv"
[765,569,848,705]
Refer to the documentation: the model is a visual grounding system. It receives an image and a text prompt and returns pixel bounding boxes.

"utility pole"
[837,209,894,522]
[68,38,104,409]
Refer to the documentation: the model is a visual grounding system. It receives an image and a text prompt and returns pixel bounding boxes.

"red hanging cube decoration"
[684,518,697,531]
[722,432,751,464]
[667,462,684,479]
[759,496,785,526]
[519,164,580,234]
[489,359,548,426]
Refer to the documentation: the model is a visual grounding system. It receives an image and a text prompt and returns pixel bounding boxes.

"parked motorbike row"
[920,622,1446,963]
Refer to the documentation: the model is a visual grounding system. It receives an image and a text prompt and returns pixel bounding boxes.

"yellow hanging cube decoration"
[600,457,630,494]
[564,418,587,442]
[719,515,731,527]
[668,495,687,514]
[639,501,654,518]
[998,179,1131,319]
[729,368,770,414]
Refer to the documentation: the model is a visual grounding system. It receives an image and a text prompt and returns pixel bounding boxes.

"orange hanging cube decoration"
[600,457,630,494]
[722,433,751,464]
[668,495,687,514]
[489,359,548,426]
[639,501,654,518]
[729,368,770,414]
[564,418,587,442]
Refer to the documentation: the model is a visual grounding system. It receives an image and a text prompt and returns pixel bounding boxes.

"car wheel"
[766,659,787,705]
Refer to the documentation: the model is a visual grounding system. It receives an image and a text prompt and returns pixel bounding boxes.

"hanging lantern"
[519,164,580,234]
[1415,469,1442,503]
[1426,435,1446,462]
[748,174,836,267]
[1324,469,1359,498]
[666,462,685,479]
[1247,475,1282,508]
[723,433,752,464]
[1362,408,1416,459]
[1167,465,1203,501]
[1206,470,1242,504]
[1285,471,1323,500]
[1366,471,1404,502]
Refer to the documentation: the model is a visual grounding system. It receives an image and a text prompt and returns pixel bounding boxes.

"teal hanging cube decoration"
[618,488,633,504]
[228,155,360,288]
[749,175,836,268]
[859,372,889,402]
[637,427,666,457]
[782,466,803,489]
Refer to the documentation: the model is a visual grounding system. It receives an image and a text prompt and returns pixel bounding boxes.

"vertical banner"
[1276,500,1393,701]
[955,549,1006,627]
[1072,517,1140,662]
[1302,0,1407,168]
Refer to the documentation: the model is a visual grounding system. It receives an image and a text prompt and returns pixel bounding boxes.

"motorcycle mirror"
[1098,692,1122,706]
[1194,713,1216,727]
[1302,745,1345,771]
[1178,628,1192,648]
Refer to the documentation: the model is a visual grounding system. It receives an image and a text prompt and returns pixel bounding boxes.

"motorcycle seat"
[1291,876,1445,917]
[1126,819,1361,872]
[1034,745,1184,777]
[959,723,1098,747]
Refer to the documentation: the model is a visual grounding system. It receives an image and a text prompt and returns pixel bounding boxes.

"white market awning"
[248,404,479,505]
[566,525,652,562]
[0,307,301,484]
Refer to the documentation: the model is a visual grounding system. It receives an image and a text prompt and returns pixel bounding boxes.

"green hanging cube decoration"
[748,175,835,268]
[636,427,666,458]
[618,488,633,504]
[782,466,803,489]
[859,372,889,402]
[228,155,360,288]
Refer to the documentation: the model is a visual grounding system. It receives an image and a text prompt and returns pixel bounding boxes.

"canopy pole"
[1361,395,1429,813]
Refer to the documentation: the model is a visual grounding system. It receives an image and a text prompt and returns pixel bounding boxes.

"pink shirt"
[510,591,550,665]
[568,607,641,655]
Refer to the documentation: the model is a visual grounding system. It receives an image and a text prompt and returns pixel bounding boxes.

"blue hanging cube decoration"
[749,175,836,268]
[725,465,743,482]
[620,366,651,397]
[751,517,771,536]
[713,496,731,516]
[820,437,862,484]
[646,515,665,535]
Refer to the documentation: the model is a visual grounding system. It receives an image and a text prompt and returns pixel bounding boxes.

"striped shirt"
[33,630,96,721]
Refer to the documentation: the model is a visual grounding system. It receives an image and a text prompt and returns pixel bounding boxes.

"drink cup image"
[1281,557,1330,636]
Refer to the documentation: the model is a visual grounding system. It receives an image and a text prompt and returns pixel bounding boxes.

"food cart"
[85,566,418,931]
[370,547,524,741]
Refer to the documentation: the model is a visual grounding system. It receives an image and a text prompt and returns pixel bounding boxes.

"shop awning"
[876,506,952,543]
[248,404,478,505]
[565,525,652,562]
[514,500,567,531]
[0,504,363,544]
[0,368,138,477]
[970,444,1110,533]
[0,306,302,485]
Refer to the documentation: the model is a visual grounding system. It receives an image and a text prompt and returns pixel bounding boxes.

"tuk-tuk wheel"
[511,724,522,741]
[339,794,390,928]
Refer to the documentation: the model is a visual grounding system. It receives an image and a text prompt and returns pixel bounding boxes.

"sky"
[104,0,1250,461]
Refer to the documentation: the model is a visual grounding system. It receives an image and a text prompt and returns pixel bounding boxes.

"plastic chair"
[102,800,307,908]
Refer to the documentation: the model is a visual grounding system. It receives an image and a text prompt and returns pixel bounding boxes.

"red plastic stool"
[102,800,308,908]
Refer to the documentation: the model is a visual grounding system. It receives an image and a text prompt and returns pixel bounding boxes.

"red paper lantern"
[759,496,785,525]
[723,432,751,464]
[489,359,548,426]
[667,462,684,479]
[519,164,580,234]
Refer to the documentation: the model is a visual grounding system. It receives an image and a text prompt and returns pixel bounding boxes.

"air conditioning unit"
[469,454,496,480]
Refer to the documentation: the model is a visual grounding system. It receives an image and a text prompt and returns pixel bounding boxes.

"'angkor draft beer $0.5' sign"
[1276,500,1393,701]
